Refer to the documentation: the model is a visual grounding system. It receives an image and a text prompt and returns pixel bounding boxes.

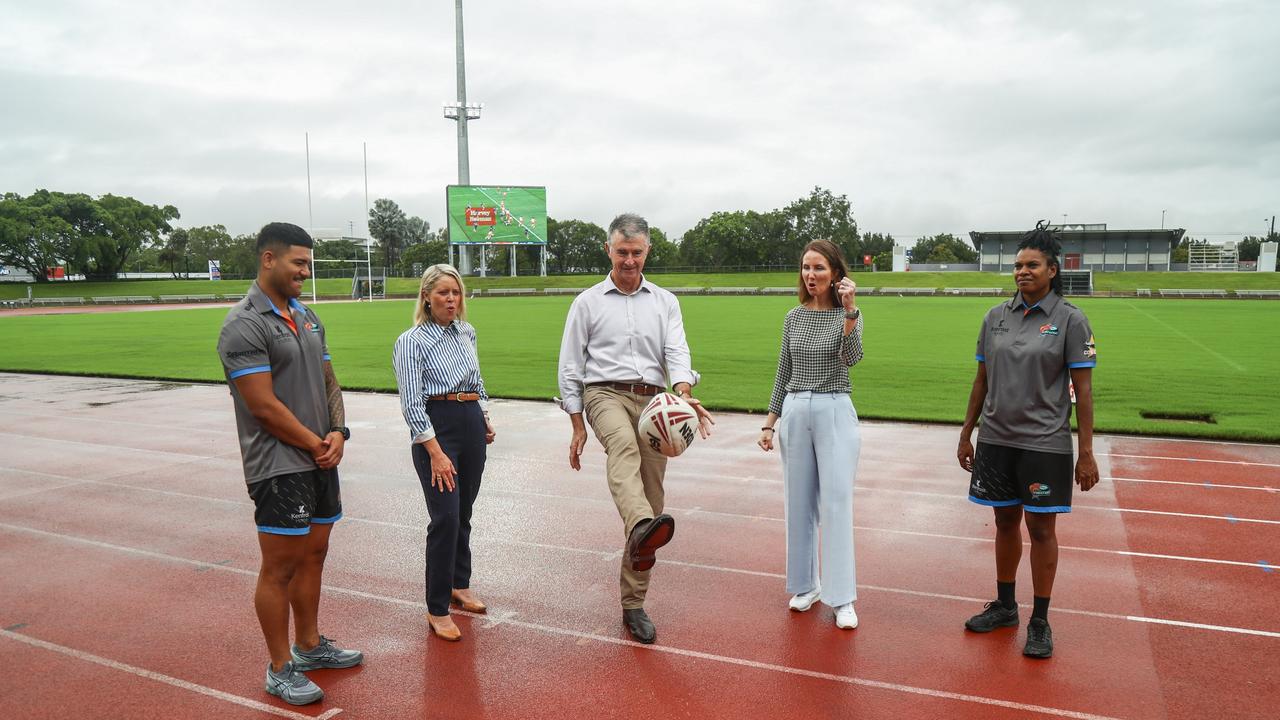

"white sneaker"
[789,587,821,612]
[835,603,858,629]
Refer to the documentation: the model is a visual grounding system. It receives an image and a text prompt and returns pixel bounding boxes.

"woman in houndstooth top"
[758,239,865,630]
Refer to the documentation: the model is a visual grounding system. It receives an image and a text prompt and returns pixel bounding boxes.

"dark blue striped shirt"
[392,319,489,443]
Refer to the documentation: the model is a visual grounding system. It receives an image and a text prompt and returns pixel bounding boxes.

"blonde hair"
[412,263,468,326]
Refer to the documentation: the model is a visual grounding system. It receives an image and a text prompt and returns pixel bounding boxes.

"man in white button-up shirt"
[557,213,714,644]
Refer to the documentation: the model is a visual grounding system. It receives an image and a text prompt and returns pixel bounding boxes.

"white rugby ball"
[638,392,699,458]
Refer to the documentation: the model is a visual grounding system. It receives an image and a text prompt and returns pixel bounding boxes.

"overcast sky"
[3,0,1278,243]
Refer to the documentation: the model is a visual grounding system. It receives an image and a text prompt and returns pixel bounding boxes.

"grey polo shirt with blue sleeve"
[975,292,1097,454]
[217,282,333,485]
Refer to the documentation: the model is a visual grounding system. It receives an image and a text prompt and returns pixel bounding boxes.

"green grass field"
[2,296,1275,441]
[4,270,1279,301]
[446,185,546,244]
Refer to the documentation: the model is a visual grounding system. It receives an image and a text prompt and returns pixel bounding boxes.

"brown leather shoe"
[451,590,487,614]
[427,613,462,641]
[626,514,675,572]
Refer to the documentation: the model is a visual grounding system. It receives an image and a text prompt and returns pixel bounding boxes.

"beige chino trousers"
[583,385,668,609]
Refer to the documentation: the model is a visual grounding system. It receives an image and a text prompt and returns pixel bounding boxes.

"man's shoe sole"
[629,516,675,572]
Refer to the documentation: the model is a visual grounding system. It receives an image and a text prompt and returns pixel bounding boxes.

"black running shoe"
[1023,617,1053,658]
[964,600,1019,633]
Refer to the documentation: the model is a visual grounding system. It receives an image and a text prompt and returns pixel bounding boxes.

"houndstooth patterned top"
[767,306,864,416]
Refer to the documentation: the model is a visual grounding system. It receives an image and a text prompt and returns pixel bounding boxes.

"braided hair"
[1017,220,1063,295]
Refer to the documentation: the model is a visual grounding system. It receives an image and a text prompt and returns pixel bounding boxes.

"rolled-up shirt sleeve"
[557,296,589,414]
[393,331,435,443]
[663,296,698,389]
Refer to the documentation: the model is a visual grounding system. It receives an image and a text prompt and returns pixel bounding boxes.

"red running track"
[0,372,1276,719]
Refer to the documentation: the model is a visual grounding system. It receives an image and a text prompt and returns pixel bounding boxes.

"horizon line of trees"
[18,186,1269,282]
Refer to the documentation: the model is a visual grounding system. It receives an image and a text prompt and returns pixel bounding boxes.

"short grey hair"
[607,213,650,247]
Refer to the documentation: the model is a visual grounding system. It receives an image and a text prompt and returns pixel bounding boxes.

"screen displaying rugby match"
[446,185,547,244]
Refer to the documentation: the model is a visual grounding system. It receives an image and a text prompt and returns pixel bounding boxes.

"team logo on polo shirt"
[1039,323,1059,336]
[1084,334,1097,358]
[1029,483,1052,499]
[304,321,320,333]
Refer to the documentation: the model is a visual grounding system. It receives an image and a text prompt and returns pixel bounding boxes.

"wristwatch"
[844,308,861,320]
[331,426,351,440]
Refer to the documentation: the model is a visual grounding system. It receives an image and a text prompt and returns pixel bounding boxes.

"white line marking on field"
[1105,507,1280,525]
[3,521,1276,640]
[0,628,343,720]
[1106,453,1280,468]
[1108,476,1279,492]
[0,524,1121,720]
[1122,301,1247,372]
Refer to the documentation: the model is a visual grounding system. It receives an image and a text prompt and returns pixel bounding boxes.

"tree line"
[2,186,985,282]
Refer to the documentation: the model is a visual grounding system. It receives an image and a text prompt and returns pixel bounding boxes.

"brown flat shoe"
[451,592,487,614]
[427,613,462,641]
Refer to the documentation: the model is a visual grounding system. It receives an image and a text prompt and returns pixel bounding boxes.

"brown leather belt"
[588,381,663,396]
[428,392,481,402]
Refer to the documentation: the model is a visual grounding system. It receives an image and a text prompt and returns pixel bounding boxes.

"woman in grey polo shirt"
[957,222,1099,659]
[758,239,865,630]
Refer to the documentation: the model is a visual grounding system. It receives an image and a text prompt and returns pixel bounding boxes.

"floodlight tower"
[444,0,482,275]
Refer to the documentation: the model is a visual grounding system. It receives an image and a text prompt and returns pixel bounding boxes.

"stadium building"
[969,224,1185,273]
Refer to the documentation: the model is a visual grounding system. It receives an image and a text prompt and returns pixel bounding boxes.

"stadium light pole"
[444,0,482,275]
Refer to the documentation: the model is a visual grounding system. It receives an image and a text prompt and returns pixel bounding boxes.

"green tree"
[1237,236,1262,262]
[547,219,608,274]
[0,192,74,282]
[400,239,449,275]
[159,227,191,277]
[780,187,860,265]
[405,216,431,246]
[368,198,407,270]
[861,232,897,271]
[82,194,179,279]
[909,233,977,265]
[644,226,681,270]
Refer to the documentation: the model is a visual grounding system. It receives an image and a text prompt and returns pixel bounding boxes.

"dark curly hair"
[1017,220,1063,295]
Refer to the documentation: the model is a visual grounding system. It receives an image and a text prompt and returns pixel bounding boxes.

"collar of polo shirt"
[248,281,305,317]
[1008,291,1061,315]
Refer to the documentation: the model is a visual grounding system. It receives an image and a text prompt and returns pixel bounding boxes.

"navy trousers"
[411,400,487,616]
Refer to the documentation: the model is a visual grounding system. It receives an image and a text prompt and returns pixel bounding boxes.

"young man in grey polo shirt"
[957,223,1099,659]
[218,222,363,705]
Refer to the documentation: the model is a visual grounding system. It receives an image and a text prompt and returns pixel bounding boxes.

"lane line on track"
[3,521,1278,640]
[0,628,343,720]
[1108,476,1279,492]
[1106,453,1280,468]
[0,524,1124,720]
[3,472,1274,572]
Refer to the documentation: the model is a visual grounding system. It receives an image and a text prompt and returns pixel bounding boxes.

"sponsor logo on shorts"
[1039,324,1059,336]
[1029,483,1052,499]
[290,504,309,521]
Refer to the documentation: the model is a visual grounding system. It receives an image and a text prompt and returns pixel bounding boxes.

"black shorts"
[247,469,342,535]
[968,442,1073,514]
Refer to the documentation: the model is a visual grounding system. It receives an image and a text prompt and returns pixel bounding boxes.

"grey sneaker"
[965,601,1019,633]
[265,661,324,705]
[1023,618,1054,658]
[291,635,364,671]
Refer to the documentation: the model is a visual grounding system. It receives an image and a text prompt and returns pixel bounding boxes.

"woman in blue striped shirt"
[393,264,495,642]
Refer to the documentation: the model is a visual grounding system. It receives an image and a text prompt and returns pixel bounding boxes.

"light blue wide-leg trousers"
[777,391,861,607]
